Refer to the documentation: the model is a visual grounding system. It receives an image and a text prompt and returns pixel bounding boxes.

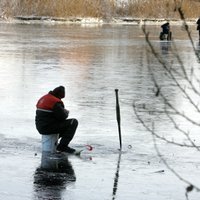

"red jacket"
[35,92,67,134]
[36,93,63,111]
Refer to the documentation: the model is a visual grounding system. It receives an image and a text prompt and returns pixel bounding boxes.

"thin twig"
[152,132,200,192]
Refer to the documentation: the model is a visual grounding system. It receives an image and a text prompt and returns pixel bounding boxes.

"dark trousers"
[37,118,78,148]
[58,118,78,147]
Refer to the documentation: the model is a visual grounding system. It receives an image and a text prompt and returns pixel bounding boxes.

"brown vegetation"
[126,0,200,19]
[0,0,116,19]
[0,0,200,19]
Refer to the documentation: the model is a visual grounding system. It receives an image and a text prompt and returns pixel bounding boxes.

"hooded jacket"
[35,89,68,134]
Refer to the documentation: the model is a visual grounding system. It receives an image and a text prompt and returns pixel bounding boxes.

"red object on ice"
[86,145,93,151]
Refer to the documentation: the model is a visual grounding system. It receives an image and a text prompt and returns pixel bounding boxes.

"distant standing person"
[35,86,78,153]
[196,17,200,40]
[160,22,172,40]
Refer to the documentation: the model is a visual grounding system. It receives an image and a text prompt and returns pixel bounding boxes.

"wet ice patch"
[0,134,41,155]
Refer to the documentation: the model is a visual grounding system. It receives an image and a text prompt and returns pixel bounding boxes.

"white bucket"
[42,134,59,153]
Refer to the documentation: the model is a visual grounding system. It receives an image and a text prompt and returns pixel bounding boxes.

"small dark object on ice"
[186,185,193,192]
[155,87,160,97]
[154,170,165,173]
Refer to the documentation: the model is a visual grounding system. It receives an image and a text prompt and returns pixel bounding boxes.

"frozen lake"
[0,22,200,200]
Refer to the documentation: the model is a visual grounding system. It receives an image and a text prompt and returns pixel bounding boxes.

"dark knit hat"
[52,86,65,99]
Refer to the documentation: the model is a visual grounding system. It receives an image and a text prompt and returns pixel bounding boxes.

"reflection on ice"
[112,152,122,200]
[33,152,76,199]
[160,41,171,55]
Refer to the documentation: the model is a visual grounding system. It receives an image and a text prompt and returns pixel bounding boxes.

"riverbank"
[0,16,197,26]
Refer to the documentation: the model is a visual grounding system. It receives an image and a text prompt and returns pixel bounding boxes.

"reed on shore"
[0,0,200,20]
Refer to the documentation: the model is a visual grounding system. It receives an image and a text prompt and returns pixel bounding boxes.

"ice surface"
[0,22,200,200]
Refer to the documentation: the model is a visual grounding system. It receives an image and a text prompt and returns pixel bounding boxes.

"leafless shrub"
[127,0,200,18]
[0,0,200,19]
[133,1,200,198]
[0,0,116,19]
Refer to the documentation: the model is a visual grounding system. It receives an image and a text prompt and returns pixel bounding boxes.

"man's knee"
[72,118,78,128]
[69,118,78,128]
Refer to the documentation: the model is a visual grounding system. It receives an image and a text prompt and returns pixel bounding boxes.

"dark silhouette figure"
[160,22,172,41]
[196,18,200,41]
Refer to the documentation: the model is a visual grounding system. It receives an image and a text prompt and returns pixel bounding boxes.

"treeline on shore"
[1,0,200,20]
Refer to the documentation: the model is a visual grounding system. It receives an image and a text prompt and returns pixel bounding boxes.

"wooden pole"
[115,89,122,150]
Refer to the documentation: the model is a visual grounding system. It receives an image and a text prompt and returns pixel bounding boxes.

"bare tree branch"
[152,132,200,191]
[134,2,200,193]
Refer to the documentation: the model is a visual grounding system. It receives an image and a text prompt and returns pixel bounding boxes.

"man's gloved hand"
[64,109,69,118]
